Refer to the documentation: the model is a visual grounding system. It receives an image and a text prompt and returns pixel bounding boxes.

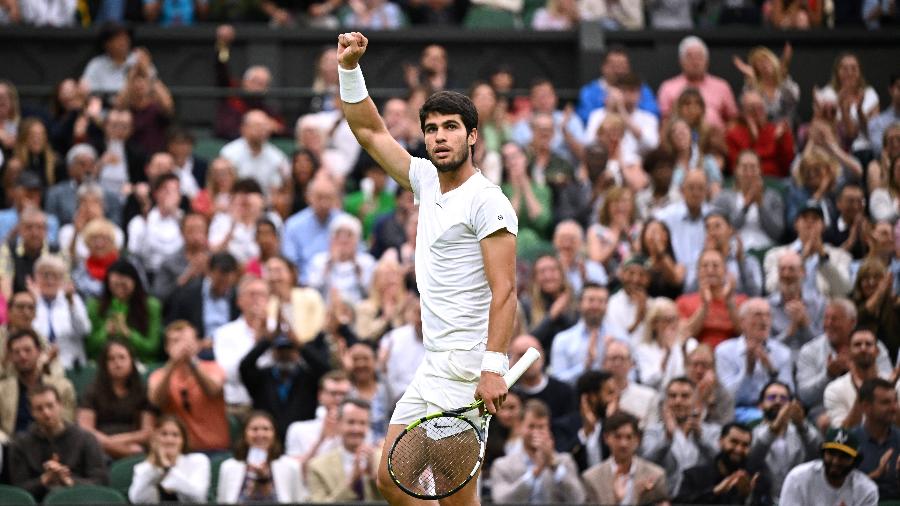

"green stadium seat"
[43,485,127,505]
[194,138,227,163]
[0,485,36,505]
[270,138,295,157]
[108,453,146,497]
[207,451,234,502]
[64,362,97,403]
[463,5,520,29]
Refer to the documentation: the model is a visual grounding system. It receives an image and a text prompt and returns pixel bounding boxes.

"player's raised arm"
[337,32,412,191]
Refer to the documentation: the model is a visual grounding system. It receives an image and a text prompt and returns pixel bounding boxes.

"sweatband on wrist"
[481,351,509,375]
[339,65,368,104]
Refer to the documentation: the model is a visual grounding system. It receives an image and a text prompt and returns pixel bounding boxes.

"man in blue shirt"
[549,283,625,384]
[715,298,794,423]
[576,46,659,124]
[282,176,347,284]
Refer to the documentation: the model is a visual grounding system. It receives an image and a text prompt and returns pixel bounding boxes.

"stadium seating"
[0,485,36,505]
[207,452,234,502]
[43,485,127,505]
[108,453,147,497]
[64,362,97,403]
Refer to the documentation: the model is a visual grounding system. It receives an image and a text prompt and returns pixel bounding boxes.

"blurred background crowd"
[0,8,898,505]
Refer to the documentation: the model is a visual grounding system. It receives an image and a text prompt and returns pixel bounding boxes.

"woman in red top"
[676,248,747,348]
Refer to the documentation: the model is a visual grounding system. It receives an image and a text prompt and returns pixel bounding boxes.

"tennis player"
[337,32,518,505]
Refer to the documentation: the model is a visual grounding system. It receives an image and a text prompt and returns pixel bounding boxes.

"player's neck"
[438,163,476,194]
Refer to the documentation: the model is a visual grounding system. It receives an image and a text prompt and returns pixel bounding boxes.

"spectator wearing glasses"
[749,380,822,499]
[685,345,735,425]
[148,320,229,452]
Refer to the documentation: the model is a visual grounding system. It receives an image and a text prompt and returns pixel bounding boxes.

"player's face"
[423,113,474,173]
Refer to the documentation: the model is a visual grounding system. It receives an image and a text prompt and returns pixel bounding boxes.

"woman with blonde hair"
[0,79,20,151]
[786,146,840,224]
[354,256,407,341]
[823,52,880,154]
[524,255,577,351]
[264,255,326,344]
[851,257,900,359]
[193,157,237,218]
[13,117,61,187]
[662,116,723,197]
[635,298,697,390]
[587,185,640,276]
[129,415,210,504]
[733,44,799,126]
[71,218,121,299]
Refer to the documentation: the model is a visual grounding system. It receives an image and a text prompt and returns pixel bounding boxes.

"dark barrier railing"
[1,24,898,129]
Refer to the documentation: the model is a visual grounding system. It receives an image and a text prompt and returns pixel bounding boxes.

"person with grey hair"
[0,206,58,300]
[796,298,893,416]
[45,143,122,227]
[57,184,125,268]
[714,297,794,421]
[30,254,91,369]
[306,214,375,305]
[219,110,289,194]
[658,35,738,130]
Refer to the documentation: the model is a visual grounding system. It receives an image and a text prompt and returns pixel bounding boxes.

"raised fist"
[337,32,368,70]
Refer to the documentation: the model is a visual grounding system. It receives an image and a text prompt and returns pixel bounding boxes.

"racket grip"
[502,347,540,388]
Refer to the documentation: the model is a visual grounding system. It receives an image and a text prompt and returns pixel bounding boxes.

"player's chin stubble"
[430,146,469,173]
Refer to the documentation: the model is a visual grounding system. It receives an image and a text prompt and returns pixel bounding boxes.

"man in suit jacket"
[165,252,241,341]
[582,411,668,505]
[0,330,76,443]
[306,399,381,502]
[490,399,585,503]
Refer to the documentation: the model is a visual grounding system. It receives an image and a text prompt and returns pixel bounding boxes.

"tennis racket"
[387,346,541,500]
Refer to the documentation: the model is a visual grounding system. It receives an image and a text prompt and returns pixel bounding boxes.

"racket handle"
[502,347,540,388]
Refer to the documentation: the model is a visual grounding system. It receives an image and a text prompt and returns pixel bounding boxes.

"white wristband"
[481,351,509,375]
[338,65,369,104]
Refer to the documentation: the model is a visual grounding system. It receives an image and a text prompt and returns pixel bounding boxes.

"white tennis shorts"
[389,347,482,426]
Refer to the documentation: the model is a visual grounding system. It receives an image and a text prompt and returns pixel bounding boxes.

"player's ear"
[468,126,478,147]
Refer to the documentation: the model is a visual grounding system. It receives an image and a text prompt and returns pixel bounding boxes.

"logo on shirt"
[497,215,503,220]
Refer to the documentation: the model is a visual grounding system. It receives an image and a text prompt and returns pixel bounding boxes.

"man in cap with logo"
[779,427,879,505]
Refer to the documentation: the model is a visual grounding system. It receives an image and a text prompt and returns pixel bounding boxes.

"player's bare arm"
[475,229,517,414]
[336,32,412,191]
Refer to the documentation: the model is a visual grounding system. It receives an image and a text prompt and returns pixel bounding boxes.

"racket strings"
[391,416,482,497]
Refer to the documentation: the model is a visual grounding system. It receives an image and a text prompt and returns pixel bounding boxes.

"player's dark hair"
[720,422,751,439]
[859,377,896,403]
[419,91,479,136]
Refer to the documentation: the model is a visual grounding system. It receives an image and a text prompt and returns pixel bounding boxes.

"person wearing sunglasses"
[749,380,822,499]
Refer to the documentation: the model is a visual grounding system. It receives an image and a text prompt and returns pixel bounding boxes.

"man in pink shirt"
[658,36,739,131]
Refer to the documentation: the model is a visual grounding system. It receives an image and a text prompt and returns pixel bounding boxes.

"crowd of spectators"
[0,18,899,506]
[0,0,898,29]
